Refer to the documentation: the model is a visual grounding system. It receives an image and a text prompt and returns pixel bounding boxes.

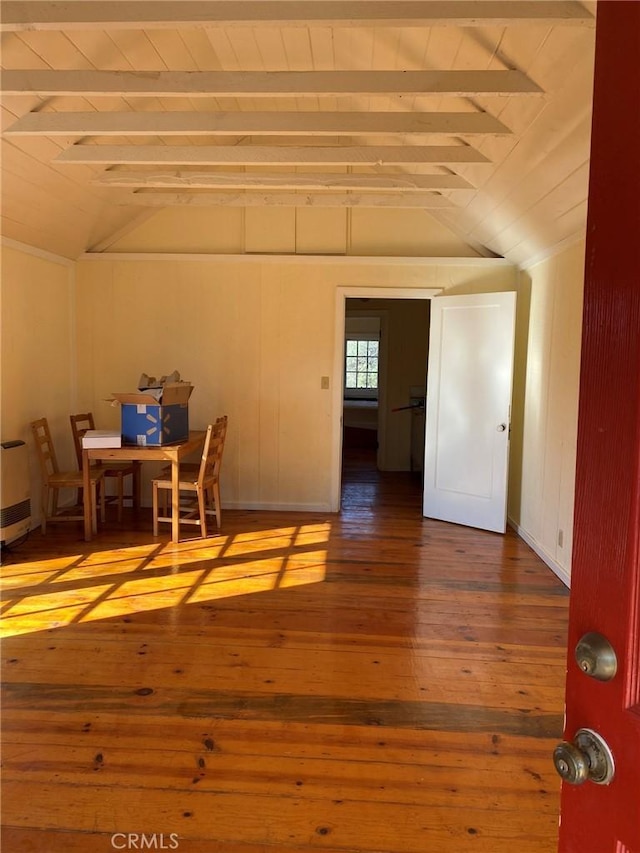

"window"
[345,339,379,390]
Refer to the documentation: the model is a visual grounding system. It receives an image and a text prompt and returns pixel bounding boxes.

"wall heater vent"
[1,440,31,544]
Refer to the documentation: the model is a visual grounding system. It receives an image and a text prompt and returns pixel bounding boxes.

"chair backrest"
[69,412,95,468]
[30,417,60,480]
[198,415,228,486]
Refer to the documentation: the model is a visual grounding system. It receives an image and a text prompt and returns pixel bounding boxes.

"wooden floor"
[1,447,570,853]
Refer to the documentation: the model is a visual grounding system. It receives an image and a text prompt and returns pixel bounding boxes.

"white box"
[82,430,122,449]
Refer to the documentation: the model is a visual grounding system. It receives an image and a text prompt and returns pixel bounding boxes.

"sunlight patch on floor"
[0,523,331,637]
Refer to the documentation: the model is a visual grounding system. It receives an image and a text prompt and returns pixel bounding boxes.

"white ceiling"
[0,1,597,264]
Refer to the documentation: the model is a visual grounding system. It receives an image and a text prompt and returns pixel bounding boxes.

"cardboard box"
[82,430,122,449]
[112,383,193,446]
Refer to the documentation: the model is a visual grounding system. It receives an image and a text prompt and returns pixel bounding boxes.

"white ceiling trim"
[7,110,511,138]
[92,172,474,191]
[56,144,490,166]
[2,236,75,267]
[78,252,515,266]
[121,191,455,209]
[1,69,543,98]
[0,1,595,31]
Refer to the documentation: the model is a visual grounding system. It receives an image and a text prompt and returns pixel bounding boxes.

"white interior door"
[423,291,517,533]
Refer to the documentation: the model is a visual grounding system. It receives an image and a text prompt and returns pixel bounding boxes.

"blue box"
[112,383,193,446]
[120,402,189,446]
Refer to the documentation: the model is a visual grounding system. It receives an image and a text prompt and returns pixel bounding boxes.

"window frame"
[344,336,380,397]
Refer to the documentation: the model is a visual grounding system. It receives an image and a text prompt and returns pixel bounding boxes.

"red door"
[557,2,640,850]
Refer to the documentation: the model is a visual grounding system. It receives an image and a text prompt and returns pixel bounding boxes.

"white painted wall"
[508,240,585,585]
[75,254,516,510]
[1,244,78,525]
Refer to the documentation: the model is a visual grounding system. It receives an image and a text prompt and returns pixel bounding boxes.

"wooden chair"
[70,412,139,522]
[30,417,106,534]
[152,415,228,539]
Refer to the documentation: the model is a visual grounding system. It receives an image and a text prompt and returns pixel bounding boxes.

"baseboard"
[223,501,334,513]
[508,517,571,588]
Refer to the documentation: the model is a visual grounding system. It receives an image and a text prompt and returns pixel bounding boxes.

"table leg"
[171,455,180,543]
[133,461,142,511]
[82,448,92,542]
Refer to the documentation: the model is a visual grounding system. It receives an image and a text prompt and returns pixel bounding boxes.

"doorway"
[331,287,440,513]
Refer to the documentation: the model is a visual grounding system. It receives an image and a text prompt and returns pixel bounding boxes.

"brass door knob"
[553,728,615,786]
[553,741,590,785]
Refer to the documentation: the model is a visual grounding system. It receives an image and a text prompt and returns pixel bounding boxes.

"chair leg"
[212,482,222,529]
[51,487,59,519]
[197,487,207,539]
[90,483,98,534]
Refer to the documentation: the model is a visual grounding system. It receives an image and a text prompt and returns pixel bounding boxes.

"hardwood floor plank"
[1,780,560,852]
[0,745,560,814]
[0,709,558,762]
[0,450,569,852]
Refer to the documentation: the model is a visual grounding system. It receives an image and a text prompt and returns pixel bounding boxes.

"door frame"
[331,286,441,512]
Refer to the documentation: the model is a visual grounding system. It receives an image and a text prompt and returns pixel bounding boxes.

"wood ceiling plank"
[223,28,266,113]
[0,69,543,97]
[308,25,335,74]
[464,83,593,231]
[0,31,50,67]
[123,191,456,208]
[6,109,511,137]
[13,29,92,70]
[143,30,201,72]
[0,2,595,32]
[2,142,117,210]
[107,30,167,71]
[63,30,134,72]
[281,26,314,72]
[91,170,474,191]
[178,28,225,72]
[486,160,590,248]
[492,196,587,263]
[56,144,490,166]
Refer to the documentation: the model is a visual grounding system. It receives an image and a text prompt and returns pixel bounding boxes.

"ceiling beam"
[124,191,456,209]
[0,1,595,32]
[0,69,543,98]
[57,144,490,166]
[7,110,510,138]
[92,171,474,191]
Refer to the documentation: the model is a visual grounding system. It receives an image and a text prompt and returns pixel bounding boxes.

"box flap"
[111,383,192,406]
[160,383,193,405]
[111,391,161,405]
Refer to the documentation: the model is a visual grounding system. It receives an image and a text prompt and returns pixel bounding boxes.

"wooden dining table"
[82,430,206,543]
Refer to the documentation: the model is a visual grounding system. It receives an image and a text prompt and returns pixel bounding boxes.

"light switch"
[321,376,330,390]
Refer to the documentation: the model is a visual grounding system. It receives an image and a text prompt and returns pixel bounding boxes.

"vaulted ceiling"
[0,1,597,264]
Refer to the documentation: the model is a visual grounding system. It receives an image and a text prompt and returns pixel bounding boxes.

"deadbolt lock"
[575,631,617,681]
[553,728,615,786]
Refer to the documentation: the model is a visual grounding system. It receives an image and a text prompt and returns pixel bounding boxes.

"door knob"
[496,423,507,432]
[575,631,617,681]
[553,728,615,785]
